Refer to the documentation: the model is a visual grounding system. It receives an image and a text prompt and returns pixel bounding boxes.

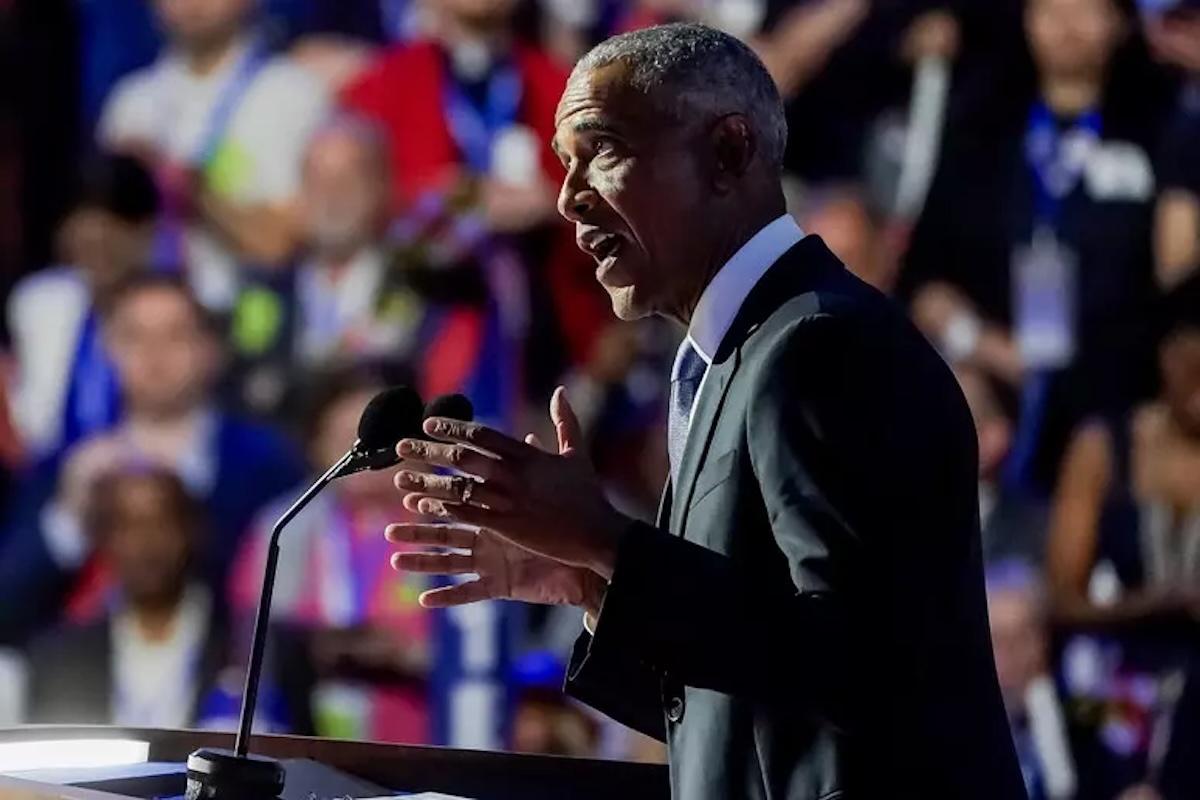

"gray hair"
[573,22,788,172]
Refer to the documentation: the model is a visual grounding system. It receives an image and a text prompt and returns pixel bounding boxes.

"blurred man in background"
[227,115,424,418]
[98,0,331,310]
[7,154,160,459]
[987,560,1076,800]
[343,0,609,397]
[0,274,304,645]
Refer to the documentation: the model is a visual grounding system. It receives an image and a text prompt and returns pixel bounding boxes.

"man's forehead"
[554,62,656,134]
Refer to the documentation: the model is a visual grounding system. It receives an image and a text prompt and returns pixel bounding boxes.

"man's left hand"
[393,387,629,579]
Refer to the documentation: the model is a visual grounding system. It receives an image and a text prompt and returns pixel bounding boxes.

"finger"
[391,551,476,575]
[407,497,505,529]
[384,522,477,549]
[421,417,529,460]
[525,433,546,451]
[394,470,513,511]
[417,580,494,608]
[551,386,585,457]
[396,438,504,482]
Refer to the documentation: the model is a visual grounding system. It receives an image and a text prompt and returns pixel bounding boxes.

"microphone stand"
[235,449,354,756]
[187,449,355,799]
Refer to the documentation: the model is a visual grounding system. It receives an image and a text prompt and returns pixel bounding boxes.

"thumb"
[550,386,585,457]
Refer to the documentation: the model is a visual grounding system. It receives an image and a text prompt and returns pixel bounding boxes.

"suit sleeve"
[571,314,895,730]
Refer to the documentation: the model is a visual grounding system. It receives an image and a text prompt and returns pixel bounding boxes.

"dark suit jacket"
[24,612,317,733]
[566,237,1027,799]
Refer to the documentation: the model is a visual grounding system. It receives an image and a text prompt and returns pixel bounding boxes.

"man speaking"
[387,22,1027,800]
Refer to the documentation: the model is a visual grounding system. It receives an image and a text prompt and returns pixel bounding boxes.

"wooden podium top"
[0,726,669,800]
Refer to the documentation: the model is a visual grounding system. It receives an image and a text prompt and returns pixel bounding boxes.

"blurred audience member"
[1045,274,1200,796]
[987,560,1076,800]
[7,154,159,458]
[0,274,305,645]
[509,650,601,757]
[957,366,1049,564]
[1158,658,1200,800]
[22,467,295,728]
[904,0,1168,494]
[228,115,423,417]
[98,0,331,310]
[342,0,608,386]
[1145,5,1200,288]
[230,365,432,743]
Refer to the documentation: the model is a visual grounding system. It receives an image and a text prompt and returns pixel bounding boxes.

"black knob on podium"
[186,748,285,800]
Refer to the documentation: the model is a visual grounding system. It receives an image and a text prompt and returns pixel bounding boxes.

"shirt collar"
[687,214,805,362]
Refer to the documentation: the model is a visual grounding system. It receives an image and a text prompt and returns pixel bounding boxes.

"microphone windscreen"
[357,386,425,449]
[424,393,475,423]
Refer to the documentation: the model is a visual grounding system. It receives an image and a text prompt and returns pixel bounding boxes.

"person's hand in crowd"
[1115,784,1163,800]
[901,10,960,64]
[481,179,559,234]
[1145,12,1200,73]
[911,282,1026,387]
[756,0,870,97]
[57,435,129,518]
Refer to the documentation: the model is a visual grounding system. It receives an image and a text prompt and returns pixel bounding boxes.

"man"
[99,0,331,309]
[7,153,160,458]
[342,0,609,388]
[227,116,420,417]
[387,23,1025,799]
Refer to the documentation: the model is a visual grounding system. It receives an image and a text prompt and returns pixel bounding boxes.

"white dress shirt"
[675,213,806,432]
[585,214,804,635]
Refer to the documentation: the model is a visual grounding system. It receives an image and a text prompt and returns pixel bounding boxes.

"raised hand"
[386,522,605,613]
[391,387,630,578]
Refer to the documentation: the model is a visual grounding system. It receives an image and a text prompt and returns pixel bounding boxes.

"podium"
[0,726,668,800]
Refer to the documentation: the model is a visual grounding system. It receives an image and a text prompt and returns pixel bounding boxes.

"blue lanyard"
[1025,101,1102,229]
[62,311,120,451]
[192,42,267,168]
[443,63,523,175]
[1004,103,1102,494]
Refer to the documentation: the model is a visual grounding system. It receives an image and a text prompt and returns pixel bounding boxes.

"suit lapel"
[661,234,844,537]
[669,347,741,536]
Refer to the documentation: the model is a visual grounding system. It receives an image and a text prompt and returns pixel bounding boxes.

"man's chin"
[606,286,652,322]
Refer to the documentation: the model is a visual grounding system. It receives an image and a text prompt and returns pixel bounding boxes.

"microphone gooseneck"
[231,385,424,759]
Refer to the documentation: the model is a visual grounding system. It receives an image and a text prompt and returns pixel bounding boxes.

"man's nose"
[557,178,599,223]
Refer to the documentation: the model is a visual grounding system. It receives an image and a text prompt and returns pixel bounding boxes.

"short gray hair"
[573,22,788,172]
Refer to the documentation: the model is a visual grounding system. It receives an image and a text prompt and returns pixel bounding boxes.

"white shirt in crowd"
[111,585,212,730]
[98,38,331,309]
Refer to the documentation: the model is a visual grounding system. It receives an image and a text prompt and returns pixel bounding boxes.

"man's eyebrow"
[551,117,619,158]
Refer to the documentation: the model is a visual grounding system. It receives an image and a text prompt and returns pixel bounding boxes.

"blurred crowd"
[0,0,1196,796]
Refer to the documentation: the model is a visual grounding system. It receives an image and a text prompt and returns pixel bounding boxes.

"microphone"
[423,392,475,428]
[186,385,424,799]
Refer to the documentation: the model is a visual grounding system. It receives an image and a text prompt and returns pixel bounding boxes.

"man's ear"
[709,114,757,194]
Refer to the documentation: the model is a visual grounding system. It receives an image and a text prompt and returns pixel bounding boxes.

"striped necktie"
[668,339,707,484]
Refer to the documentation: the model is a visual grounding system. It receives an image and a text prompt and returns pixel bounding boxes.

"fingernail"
[398,440,416,456]
[384,524,399,541]
[395,471,417,488]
